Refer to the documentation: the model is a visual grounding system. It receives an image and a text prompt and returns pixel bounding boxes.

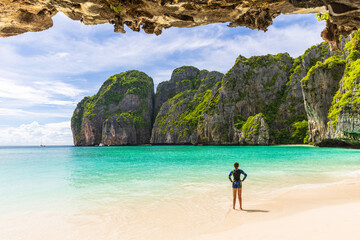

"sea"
[0,146,359,240]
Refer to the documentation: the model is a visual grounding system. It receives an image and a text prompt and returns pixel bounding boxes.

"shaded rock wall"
[2,0,358,47]
[301,30,360,147]
[301,55,346,143]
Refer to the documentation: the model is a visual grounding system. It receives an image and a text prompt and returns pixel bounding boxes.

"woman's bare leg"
[238,187,242,210]
[232,188,237,209]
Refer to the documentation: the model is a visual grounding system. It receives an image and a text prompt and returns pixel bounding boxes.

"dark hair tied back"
[234,162,239,169]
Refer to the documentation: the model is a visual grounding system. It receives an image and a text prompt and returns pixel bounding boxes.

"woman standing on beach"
[229,162,247,210]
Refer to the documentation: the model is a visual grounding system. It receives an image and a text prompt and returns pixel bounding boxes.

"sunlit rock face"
[1,0,357,42]
[71,70,154,146]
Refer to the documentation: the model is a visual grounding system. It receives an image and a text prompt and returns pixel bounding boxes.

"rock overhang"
[0,0,359,49]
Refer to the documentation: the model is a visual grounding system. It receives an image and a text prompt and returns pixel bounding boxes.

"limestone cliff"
[151,53,309,145]
[325,31,360,146]
[154,66,202,116]
[151,67,224,144]
[71,33,360,147]
[196,53,309,145]
[301,55,346,144]
[1,0,359,48]
[301,30,360,147]
[239,113,270,145]
[71,70,154,146]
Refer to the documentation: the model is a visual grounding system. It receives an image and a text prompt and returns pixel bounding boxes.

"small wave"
[345,169,360,177]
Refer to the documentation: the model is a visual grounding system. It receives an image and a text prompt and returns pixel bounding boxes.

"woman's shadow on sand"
[234,209,269,213]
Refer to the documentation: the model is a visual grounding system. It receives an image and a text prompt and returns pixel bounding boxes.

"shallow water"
[0,146,359,239]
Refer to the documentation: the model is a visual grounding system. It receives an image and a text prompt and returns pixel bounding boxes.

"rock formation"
[239,113,270,145]
[71,70,154,146]
[151,67,224,144]
[151,53,309,145]
[300,30,360,147]
[1,0,359,48]
[72,30,360,147]
[301,55,346,144]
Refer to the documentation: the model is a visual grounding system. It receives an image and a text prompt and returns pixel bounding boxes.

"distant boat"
[99,143,104,147]
[40,138,46,147]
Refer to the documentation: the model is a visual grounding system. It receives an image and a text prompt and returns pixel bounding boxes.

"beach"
[1,177,359,240]
[194,179,360,240]
[0,146,359,240]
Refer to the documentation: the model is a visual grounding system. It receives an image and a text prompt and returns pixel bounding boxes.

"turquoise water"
[1,146,360,211]
[1,146,360,239]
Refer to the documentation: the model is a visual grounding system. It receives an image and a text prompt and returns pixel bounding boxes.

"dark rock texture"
[1,0,358,46]
[71,70,154,146]
[290,0,360,50]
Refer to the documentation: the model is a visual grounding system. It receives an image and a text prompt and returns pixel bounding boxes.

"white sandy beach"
[193,180,360,240]
[1,179,359,240]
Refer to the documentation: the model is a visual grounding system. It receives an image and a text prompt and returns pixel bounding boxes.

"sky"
[0,13,325,146]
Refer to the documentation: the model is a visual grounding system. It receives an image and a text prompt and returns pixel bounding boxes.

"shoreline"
[1,177,359,240]
[3,144,360,150]
[192,178,360,240]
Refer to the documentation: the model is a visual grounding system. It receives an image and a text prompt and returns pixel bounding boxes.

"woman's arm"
[228,171,233,182]
[241,170,247,181]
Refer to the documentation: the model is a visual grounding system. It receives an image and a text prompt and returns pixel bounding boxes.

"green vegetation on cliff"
[154,78,222,141]
[81,70,153,119]
[291,120,309,143]
[301,55,346,90]
[71,70,154,146]
[328,31,360,129]
[328,59,360,128]
[236,53,292,71]
[72,32,360,147]
[241,113,263,139]
[114,110,148,127]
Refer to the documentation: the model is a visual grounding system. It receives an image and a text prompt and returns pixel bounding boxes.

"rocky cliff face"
[325,31,360,146]
[300,30,360,147]
[239,113,270,145]
[72,32,360,147]
[154,66,202,116]
[199,53,308,145]
[301,55,346,144]
[151,53,309,145]
[151,67,223,144]
[1,0,359,48]
[71,70,154,146]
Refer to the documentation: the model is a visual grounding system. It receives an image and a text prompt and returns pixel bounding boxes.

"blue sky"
[0,13,325,146]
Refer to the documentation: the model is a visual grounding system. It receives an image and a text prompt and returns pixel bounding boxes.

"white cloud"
[0,121,73,146]
[55,52,70,58]
[0,12,326,145]
[0,13,325,83]
[0,77,84,107]
[0,108,71,118]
